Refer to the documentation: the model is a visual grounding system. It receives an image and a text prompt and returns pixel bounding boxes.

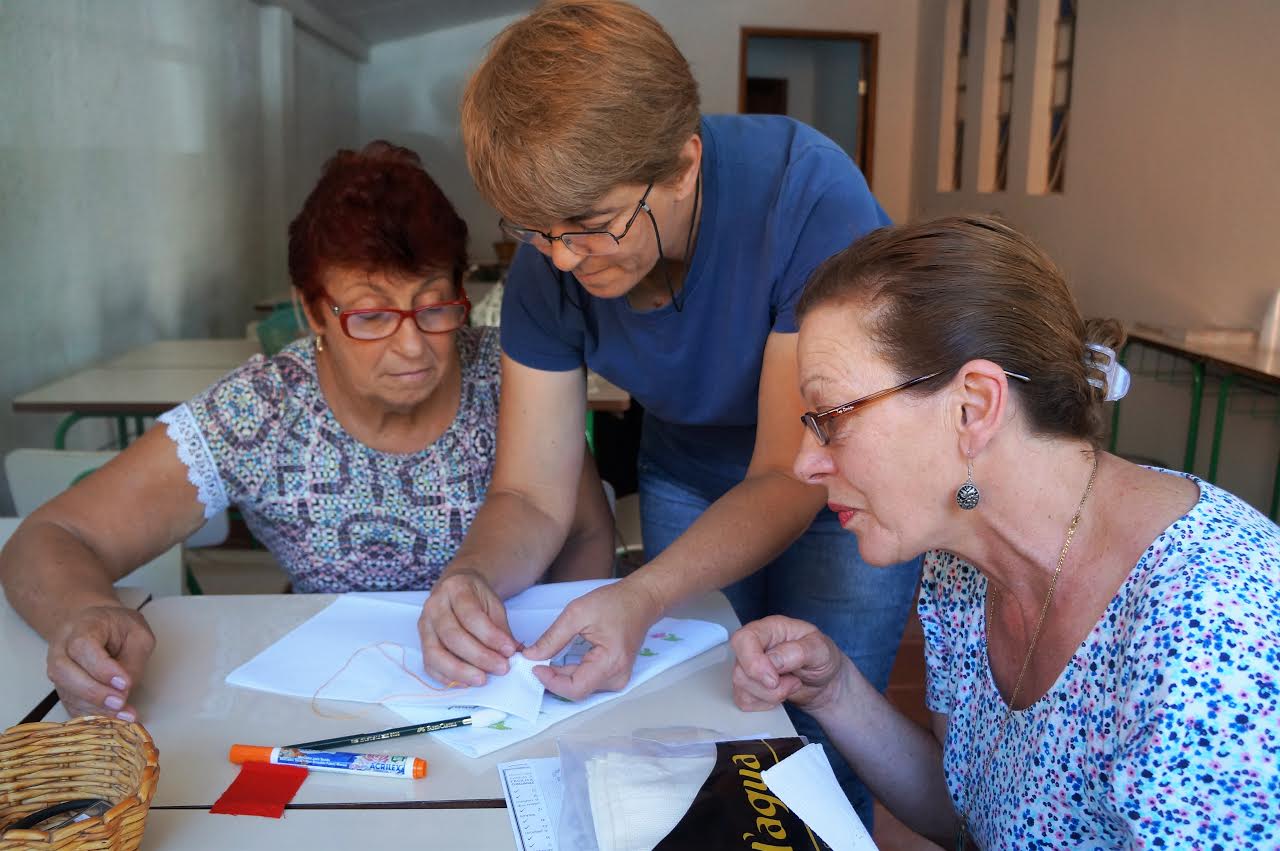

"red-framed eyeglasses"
[324,287,471,341]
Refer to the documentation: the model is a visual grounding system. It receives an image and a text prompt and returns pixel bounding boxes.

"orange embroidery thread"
[309,641,468,720]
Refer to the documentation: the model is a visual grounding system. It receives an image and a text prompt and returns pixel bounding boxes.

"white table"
[12,367,233,416]
[45,591,792,807]
[1,518,151,726]
[14,340,630,415]
[141,807,516,850]
[104,339,261,370]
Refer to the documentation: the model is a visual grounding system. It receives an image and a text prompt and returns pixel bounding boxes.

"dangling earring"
[955,457,980,510]
[315,335,325,353]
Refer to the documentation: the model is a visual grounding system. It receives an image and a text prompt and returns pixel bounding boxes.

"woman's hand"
[731,615,851,713]
[47,605,155,721]
[521,578,664,700]
[418,569,518,686]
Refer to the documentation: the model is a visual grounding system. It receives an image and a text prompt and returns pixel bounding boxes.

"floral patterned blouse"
[158,326,500,592]
[919,470,1280,849]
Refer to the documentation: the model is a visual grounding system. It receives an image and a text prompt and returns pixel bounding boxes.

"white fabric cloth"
[761,743,877,851]
[586,750,715,851]
[225,581,730,758]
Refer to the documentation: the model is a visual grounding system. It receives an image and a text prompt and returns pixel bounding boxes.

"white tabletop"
[103,339,261,370]
[14,340,629,414]
[12,367,231,415]
[1,518,150,726]
[46,591,792,807]
[1129,327,1280,385]
[141,807,515,850]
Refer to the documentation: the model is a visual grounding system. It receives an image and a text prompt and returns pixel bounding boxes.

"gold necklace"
[957,451,1099,850]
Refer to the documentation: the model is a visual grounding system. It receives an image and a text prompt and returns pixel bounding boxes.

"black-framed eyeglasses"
[324,287,471,341]
[801,369,1032,446]
[499,183,654,257]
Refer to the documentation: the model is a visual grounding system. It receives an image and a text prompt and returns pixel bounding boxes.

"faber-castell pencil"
[284,708,508,751]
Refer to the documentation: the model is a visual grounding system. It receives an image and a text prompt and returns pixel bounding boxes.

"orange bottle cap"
[229,744,274,765]
[412,758,428,779]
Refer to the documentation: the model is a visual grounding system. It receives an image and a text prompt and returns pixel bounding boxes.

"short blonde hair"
[461,0,700,226]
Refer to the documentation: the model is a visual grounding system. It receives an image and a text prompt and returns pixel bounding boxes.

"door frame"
[738,27,879,186]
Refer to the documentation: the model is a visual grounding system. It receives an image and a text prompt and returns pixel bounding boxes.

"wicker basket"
[0,716,158,851]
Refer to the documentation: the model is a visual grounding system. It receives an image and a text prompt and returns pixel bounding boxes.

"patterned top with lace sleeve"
[158,326,500,592]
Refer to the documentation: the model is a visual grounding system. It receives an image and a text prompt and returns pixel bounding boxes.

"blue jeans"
[638,456,922,830]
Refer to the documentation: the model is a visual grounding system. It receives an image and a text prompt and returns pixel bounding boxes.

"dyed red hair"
[287,140,468,304]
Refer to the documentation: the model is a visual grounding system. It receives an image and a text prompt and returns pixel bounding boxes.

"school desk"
[102,339,263,370]
[13,340,630,420]
[141,807,516,850]
[0,517,150,726]
[1109,326,1280,519]
[41,590,793,808]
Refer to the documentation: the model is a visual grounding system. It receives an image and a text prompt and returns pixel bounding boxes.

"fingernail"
[765,674,779,689]
[116,710,136,723]
[110,676,127,690]
[104,695,124,710]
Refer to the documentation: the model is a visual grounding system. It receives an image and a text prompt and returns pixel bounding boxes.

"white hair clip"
[1085,343,1130,402]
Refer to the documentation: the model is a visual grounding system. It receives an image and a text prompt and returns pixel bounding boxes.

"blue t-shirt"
[500,114,889,497]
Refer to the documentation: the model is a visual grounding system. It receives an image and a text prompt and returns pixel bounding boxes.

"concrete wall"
[360,0,922,260]
[0,1,359,512]
[911,0,1280,511]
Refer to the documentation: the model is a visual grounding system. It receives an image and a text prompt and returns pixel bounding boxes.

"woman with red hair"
[0,141,613,722]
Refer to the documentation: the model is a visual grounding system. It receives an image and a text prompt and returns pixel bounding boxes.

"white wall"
[912,0,1280,511]
[360,0,922,260]
[293,27,360,211]
[0,1,359,513]
[360,13,527,265]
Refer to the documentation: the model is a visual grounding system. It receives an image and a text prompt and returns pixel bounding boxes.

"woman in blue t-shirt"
[417,0,922,820]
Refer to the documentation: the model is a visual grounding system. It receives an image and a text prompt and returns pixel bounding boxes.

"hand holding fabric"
[521,578,664,700]
[417,569,518,687]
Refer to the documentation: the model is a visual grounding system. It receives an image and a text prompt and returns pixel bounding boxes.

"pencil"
[284,708,508,751]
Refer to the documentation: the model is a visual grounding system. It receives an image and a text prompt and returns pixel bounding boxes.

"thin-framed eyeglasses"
[324,287,471,341]
[499,183,654,257]
[801,369,1032,446]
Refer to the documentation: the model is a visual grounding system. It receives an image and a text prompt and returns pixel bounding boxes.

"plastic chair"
[601,482,644,573]
[256,302,307,356]
[0,511,181,600]
[3,450,228,597]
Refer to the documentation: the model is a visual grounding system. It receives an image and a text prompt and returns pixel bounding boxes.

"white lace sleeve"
[158,404,230,519]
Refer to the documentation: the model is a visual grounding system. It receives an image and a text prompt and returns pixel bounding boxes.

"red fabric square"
[210,761,309,818]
